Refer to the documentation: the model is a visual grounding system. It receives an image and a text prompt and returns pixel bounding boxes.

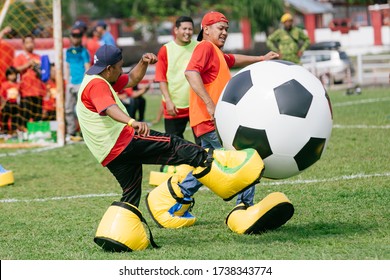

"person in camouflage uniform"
[266,13,310,64]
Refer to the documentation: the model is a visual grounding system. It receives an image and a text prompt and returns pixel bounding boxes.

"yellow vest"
[164,40,197,108]
[189,42,231,127]
[76,75,129,163]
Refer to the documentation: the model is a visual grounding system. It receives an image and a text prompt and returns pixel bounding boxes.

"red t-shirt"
[114,74,134,97]
[185,41,235,84]
[80,76,134,166]
[185,41,235,137]
[86,36,100,65]
[113,74,129,92]
[43,79,56,111]
[0,41,15,83]
[14,52,46,98]
[155,45,168,82]
[0,80,20,104]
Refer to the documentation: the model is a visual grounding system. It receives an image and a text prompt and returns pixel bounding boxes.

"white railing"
[355,54,390,86]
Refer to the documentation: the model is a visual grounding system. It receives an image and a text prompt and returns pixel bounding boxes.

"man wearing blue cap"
[65,26,90,141]
[76,45,209,207]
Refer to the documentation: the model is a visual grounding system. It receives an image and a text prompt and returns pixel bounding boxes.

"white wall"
[314,26,390,55]
[152,27,390,54]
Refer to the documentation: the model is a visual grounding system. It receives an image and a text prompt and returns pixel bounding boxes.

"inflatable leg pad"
[146,176,196,228]
[226,192,294,234]
[94,201,158,252]
[193,148,264,201]
[0,171,14,187]
[149,164,194,186]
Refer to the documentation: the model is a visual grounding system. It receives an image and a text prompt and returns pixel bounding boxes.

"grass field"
[0,87,389,260]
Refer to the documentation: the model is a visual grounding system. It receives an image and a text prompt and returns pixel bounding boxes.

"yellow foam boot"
[193,148,264,201]
[0,165,14,187]
[94,201,159,252]
[226,192,294,234]
[149,164,194,186]
[145,175,196,228]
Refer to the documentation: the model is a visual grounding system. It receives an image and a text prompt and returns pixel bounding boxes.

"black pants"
[2,102,21,133]
[20,96,43,126]
[164,117,201,145]
[128,96,146,121]
[106,130,206,207]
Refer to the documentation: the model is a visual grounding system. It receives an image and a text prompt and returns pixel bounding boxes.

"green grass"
[0,88,389,260]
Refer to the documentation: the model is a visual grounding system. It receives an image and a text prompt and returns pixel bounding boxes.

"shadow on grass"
[223,221,370,245]
[152,220,370,247]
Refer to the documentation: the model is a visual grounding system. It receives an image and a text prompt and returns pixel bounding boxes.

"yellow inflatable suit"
[149,164,194,186]
[94,201,159,252]
[146,175,196,228]
[193,148,264,201]
[146,148,265,229]
[226,192,294,234]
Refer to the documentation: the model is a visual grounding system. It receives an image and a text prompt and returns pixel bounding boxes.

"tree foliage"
[63,0,284,33]
[2,2,40,37]
[226,0,284,35]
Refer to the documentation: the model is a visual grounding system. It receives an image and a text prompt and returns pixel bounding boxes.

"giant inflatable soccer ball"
[215,60,333,179]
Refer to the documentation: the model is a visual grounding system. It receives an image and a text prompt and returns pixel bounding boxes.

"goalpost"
[53,0,65,147]
[0,0,65,148]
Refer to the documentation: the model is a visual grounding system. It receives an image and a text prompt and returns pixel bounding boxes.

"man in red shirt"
[179,11,279,227]
[155,16,199,143]
[85,28,101,65]
[14,35,46,128]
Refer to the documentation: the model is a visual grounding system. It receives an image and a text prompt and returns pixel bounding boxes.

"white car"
[300,49,354,86]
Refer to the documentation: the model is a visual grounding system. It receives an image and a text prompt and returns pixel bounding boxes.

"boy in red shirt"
[0,66,21,136]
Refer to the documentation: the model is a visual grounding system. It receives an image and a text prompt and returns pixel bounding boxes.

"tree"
[62,0,285,41]
[2,2,40,37]
[227,0,284,35]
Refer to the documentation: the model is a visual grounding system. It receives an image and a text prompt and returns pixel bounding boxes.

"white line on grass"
[0,193,119,203]
[260,172,390,186]
[332,97,390,107]
[0,142,83,158]
[1,172,389,204]
[333,124,390,129]
[0,144,61,158]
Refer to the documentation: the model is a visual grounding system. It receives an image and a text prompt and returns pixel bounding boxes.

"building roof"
[286,0,333,14]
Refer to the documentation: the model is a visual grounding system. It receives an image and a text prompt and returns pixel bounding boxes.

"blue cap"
[73,20,87,30]
[86,45,122,75]
[96,20,107,29]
